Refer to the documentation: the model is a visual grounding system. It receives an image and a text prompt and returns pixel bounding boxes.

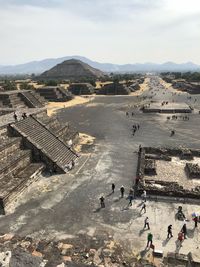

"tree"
[45,80,58,86]
[3,80,17,91]
[20,82,34,90]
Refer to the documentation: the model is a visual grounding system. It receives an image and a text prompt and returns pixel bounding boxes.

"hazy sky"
[0,0,200,65]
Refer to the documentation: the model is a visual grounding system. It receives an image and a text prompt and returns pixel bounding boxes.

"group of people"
[132,124,140,136]
[13,112,27,121]
[167,115,190,121]
[126,111,135,117]
[143,205,199,251]
[99,184,134,208]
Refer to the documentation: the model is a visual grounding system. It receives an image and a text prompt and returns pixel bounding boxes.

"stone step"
[0,150,32,178]
[11,116,78,172]
[1,162,45,207]
[20,91,43,108]
[0,137,22,160]
[31,91,47,104]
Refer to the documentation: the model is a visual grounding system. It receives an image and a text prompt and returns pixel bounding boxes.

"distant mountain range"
[0,56,200,75]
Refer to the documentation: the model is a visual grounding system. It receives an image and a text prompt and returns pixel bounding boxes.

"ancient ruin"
[39,59,105,81]
[136,146,200,200]
[68,83,95,95]
[36,86,73,102]
[0,107,79,215]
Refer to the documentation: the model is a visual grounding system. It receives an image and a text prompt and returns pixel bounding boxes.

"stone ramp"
[10,116,78,173]
[19,91,44,108]
[33,113,79,144]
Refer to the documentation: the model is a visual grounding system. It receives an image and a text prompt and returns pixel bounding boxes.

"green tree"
[3,80,17,91]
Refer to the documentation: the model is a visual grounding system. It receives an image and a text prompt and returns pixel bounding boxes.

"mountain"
[0,56,200,75]
[39,59,105,80]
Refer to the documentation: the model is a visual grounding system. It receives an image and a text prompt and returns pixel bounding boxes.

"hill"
[38,59,105,80]
[0,56,200,75]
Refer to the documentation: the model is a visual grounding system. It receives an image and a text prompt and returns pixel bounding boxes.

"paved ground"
[1,76,200,262]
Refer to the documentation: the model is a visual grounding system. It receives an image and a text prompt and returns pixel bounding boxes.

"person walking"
[167,225,173,238]
[193,216,198,228]
[129,194,133,206]
[144,217,150,229]
[120,186,125,198]
[178,231,184,247]
[100,196,105,208]
[146,232,153,248]
[141,203,146,214]
[13,112,17,121]
[182,223,187,239]
[111,183,115,193]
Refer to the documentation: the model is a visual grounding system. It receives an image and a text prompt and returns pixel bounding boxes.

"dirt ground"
[46,96,94,116]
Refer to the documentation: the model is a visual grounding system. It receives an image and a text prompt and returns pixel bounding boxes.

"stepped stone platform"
[19,90,46,107]
[143,102,192,113]
[0,90,45,109]
[37,86,73,102]
[0,131,45,214]
[10,116,78,173]
[33,110,79,145]
[96,82,131,95]
[0,108,79,214]
[136,147,200,200]
[68,83,95,95]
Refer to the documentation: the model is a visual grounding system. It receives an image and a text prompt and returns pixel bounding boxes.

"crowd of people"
[99,186,199,252]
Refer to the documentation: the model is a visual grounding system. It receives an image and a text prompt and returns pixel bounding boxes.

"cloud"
[0,0,199,65]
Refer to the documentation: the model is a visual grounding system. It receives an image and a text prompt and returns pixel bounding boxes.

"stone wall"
[136,146,200,199]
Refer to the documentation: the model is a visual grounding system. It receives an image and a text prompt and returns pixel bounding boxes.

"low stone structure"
[136,146,200,200]
[97,82,131,95]
[185,163,200,179]
[172,80,200,94]
[68,83,95,95]
[0,90,45,109]
[142,102,192,113]
[37,86,73,102]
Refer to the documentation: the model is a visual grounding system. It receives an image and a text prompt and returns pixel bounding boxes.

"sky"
[0,0,200,65]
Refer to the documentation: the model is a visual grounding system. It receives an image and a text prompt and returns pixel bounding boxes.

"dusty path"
[46,96,94,116]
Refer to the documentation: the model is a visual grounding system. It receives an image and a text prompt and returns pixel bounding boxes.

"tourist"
[128,194,133,206]
[141,202,146,214]
[182,223,187,239]
[142,190,147,202]
[178,231,184,247]
[112,183,115,193]
[193,216,198,228]
[170,130,175,136]
[100,196,105,208]
[13,112,17,121]
[167,225,173,238]
[120,185,125,198]
[144,217,150,229]
[146,232,153,248]
[22,112,27,119]
[72,160,75,169]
